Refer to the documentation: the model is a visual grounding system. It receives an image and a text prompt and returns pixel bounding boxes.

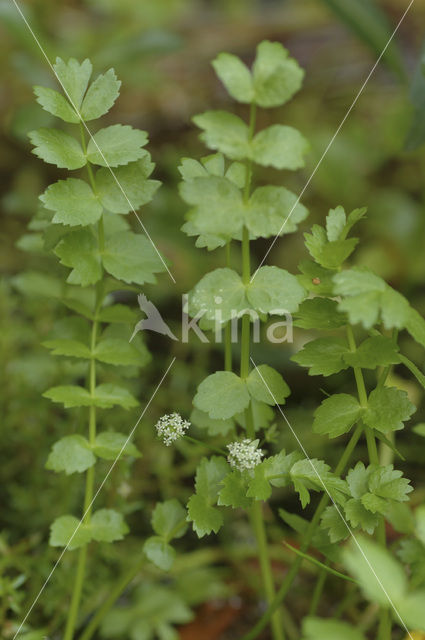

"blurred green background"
[2,0,425,637]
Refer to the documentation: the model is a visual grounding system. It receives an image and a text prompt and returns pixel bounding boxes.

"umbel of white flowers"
[227,439,264,471]
[156,413,190,446]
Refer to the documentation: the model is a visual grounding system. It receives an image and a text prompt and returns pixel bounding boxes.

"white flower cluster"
[227,439,264,472]
[155,412,190,446]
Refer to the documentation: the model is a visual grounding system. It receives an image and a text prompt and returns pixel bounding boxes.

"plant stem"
[239,100,283,640]
[64,314,98,640]
[308,562,328,616]
[224,241,232,372]
[241,424,363,640]
[64,130,103,639]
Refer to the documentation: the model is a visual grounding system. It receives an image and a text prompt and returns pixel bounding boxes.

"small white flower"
[227,439,264,472]
[155,412,190,446]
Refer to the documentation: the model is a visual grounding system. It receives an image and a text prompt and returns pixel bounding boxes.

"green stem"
[183,435,227,456]
[64,133,104,638]
[239,100,283,640]
[64,316,98,640]
[224,242,232,372]
[308,563,328,616]
[241,424,362,640]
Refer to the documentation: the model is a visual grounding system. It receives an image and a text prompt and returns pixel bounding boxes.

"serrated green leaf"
[290,458,348,507]
[246,364,290,405]
[29,128,86,170]
[305,224,358,269]
[345,499,379,534]
[34,86,79,123]
[364,386,415,433]
[218,471,251,508]
[40,178,102,227]
[297,260,338,296]
[247,266,306,314]
[93,432,141,460]
[302,617,365,640]
[252,41,304,107]
[180,176,244,240]
[292,337,349,376]
[43,385,92,408]
[102,231,165,285]
[193,111,249,160]
[246,186,308,238]
[96,156,159,214]
[187,494,223,538]
[91,509,129,542]
[252,125,309,170]
[194,371,250,419]
[144,536,176,571]
[343,536,407,607]
[46,435,95,475]
[80,68,121,120]
[44,383,138,409]
[293,297,346,329]
[247,451,299,500]
[333,268,410,329]
[326,206,347,241]
[368,464,412,502]
[53,57,92,109]
[343,336,401,369]
[54,229,102,286]
[320,505,349,542]
[94,337,150,367]
[91,384,139,409]
[61,298,94,320]
[188,268,246,322]
[49,515,91,550]
[97,304,137,324]
[42,338,91,359]
[212,52,254,103]
[347,461,370,498]
[87,125,148,167]
[187,457,228,537]
[152,499,187,540]
[313,394,362,438]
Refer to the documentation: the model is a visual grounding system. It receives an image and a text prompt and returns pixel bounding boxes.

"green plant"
[27,57,166,639]
[165,44,425,640]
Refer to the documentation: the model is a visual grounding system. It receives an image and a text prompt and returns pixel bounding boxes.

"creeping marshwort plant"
[172,42,425,640]
[21,43,425,640]
[27,58,166,639]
